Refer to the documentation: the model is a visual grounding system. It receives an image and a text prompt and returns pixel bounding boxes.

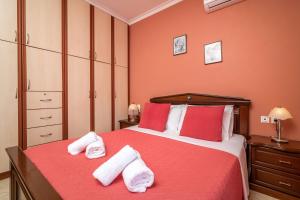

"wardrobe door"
[26,47,62,92]
[94,8,111,63]
[26,0,61,52]
[0,0,17,42]
[68,56,90,138]
[68,0,90,59]
[0,41,18,172]
[114,19,128,67]
[94,62,111,133]
[114,66,128,129]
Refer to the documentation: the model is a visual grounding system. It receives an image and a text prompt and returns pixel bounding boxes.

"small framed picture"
[204,41,222,65]
[173,34,187,56]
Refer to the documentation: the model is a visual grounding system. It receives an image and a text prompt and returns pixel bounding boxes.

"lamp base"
[271,137,288,143]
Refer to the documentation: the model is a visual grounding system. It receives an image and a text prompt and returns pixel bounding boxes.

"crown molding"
[86,0,183,25]
[86,0,129,23]
[128,0,183,25]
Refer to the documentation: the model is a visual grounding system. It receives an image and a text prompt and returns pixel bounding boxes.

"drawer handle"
[278,160,291,165]
[40,99,52,102]
[40,133,53,138]
[40,116,52,120]
[279,181,291,187]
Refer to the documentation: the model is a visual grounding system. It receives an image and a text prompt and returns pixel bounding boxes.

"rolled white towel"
[67,132,98,155]
[85,136,106,159]
[93,145,139,186]
[122,158,154,193]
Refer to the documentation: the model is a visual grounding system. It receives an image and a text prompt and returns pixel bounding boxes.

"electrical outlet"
[261,116,269,123]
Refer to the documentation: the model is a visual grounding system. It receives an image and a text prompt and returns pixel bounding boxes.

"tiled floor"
[0,178,278,200]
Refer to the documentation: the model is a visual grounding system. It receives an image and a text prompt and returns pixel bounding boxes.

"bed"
[6,93,251,200]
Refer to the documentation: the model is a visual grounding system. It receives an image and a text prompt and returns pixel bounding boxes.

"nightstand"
[248,135,300,200]
[119,119,139,129]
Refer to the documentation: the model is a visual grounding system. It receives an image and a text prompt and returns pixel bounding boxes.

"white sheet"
[126,125,249,200]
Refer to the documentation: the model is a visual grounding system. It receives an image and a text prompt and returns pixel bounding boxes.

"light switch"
[261,116,269,123]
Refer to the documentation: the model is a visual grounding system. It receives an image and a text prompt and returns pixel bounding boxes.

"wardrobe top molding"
[85,0,183,25]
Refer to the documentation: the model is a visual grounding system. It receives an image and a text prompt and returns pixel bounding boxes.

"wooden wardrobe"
[0,0,129,175]
[0,0,18,175]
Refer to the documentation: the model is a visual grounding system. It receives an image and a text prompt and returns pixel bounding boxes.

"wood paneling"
[114,66,128,129]
[0,0,17,43]
[26,47,62,92]
[25,0,62,52]
[67,0,90,59]
[94,62,111,133]
[94,8,111,63]
[68,56,90,138]
[0,41,18,173]
[114,19,128,67]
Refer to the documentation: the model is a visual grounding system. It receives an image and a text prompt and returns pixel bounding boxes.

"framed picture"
[173,34,187,56]
[204,41,222,64]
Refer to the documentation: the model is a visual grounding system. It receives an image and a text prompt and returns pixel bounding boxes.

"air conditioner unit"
[204,0,244,13]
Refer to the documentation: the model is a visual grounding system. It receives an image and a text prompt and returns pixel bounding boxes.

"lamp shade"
[128,104,139,116]
[268,107,293,120]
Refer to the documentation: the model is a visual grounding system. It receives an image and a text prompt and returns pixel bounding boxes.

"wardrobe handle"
[40,116,52,120]
[14,30,18,42]
[26,33,30,44]
[40,99,52,102]
[94,91,97,98]
[27,80,31,91]
[94,52,97,60]
[40,133,53,138]
[15,88,18,99]
[114,56,116,64]
[88,91,91,98]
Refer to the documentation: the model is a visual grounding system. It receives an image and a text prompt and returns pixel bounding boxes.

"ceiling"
[86,0,183,25]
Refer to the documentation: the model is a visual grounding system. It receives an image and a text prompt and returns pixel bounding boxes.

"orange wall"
[129,0,300,140]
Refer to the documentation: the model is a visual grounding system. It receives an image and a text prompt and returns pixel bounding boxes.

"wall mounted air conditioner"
[204,0,244,13]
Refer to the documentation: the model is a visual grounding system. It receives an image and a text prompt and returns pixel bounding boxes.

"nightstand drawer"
[251,165,300,197]
[253,147,300,175]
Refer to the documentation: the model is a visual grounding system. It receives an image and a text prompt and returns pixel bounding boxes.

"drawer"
[27,92,62,109]
[251,165,300,198]
[252,147,300,175]
[27,109,62,128]
[27,125,62,147]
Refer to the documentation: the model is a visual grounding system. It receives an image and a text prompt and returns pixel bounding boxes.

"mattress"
[25,128,248,200]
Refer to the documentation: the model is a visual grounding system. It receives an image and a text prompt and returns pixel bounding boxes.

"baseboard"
[0,171,10,180]
[250,183,299,200]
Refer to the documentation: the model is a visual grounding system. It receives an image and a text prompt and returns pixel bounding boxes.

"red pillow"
[180,106,225,141]
[139,103,171,132]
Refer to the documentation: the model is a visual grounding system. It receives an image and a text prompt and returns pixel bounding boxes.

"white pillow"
[177,105,234,141]
[165,105,187,134]
[222,105,234,141]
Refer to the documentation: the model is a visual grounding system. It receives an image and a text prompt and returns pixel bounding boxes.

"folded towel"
[67,132,98,155]
[93,145,139,186]
[122,158,154,193]
[85,136,106,159]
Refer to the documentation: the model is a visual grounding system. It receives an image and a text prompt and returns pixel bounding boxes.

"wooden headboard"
[150,93,251,138]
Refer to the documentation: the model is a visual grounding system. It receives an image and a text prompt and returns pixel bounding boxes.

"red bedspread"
[25,129,243,200]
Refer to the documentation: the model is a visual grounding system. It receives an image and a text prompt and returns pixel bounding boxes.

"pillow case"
[222,105,234,141]
[139,103,171,132]
[180,106,225,141]
[165,105,187,134]
[178,105,234,140]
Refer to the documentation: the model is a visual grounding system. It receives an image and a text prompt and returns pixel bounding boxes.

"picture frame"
[173,34,187,56]
[204,41,222,65]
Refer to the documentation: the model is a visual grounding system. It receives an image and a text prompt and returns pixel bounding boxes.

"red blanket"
[25,129,243,200]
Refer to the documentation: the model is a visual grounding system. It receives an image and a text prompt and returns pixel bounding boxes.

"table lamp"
[128,104,140,122]
[268,107,293,143]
